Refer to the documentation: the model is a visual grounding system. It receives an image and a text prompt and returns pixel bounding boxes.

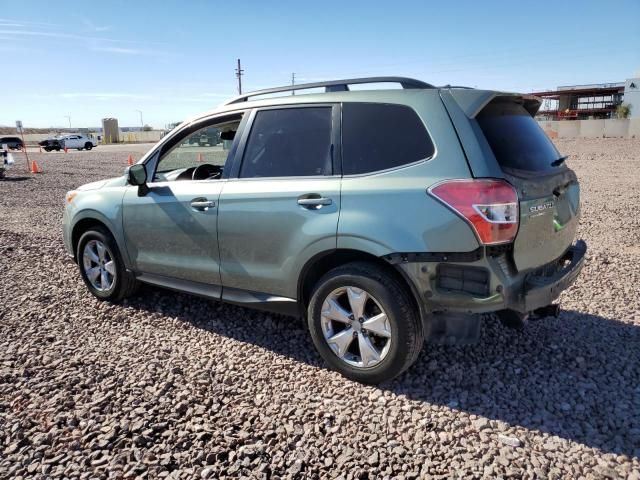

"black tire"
[77,148,83,151]
[44,147,51,152]
[55,147,61,151]
[307,262,424,384]
[76,227,138,302]
[85,143,93,150]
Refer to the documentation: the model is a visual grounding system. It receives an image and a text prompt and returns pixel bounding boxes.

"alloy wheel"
[82,240,116,292]
[320,286,392,368]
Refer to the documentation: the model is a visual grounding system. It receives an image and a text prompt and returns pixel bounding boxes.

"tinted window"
[477,101,561,173]
[342,103,434,175]
[240,107,332,178]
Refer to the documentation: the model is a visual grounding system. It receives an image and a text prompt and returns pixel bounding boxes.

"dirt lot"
[1,139,639,479]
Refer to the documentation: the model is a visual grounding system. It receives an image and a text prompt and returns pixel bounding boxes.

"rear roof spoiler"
[447,89,541,118]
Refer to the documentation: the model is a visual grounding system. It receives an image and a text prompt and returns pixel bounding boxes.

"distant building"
[533,78,639,120]
[624,78,640,119]
[102,118,119,143]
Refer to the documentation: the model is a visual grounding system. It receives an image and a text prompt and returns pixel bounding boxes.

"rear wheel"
[44,147,51,152]
[77,227,138,301]
[85,142,93,150]
[307,262,423,384]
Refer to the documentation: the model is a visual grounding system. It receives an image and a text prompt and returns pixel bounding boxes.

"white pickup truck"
[60,134,98,151]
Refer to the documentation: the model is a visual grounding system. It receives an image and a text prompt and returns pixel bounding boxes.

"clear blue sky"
[1,0,639,128]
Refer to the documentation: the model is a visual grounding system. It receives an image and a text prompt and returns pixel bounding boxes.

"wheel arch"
[297,249,427,329]
[71,213,130,268]
[71,218,112,259]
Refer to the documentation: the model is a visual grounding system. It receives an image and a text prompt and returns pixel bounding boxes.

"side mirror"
[128,164,150,196]
[128,164,147,185]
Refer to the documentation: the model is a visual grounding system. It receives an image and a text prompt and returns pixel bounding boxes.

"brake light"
[429,179,519,245]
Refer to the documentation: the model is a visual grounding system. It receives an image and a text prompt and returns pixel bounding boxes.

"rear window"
[342,103,434,175]
[476,100,561,173]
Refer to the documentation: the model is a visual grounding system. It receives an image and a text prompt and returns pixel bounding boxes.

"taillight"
[428,179,519,245]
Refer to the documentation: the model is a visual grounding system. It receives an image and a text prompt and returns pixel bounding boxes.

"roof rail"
[438,84,474,89]
[224,76,434,105]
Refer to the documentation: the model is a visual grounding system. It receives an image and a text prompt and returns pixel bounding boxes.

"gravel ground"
[1,139,639,479]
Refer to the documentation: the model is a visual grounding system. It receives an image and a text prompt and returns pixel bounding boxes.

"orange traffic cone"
[64,146,68,153]
[31,160,42,174]
[127,154,134,166]
[197,153,203,162]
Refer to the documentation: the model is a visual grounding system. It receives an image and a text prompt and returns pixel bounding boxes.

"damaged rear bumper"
[521,240,586,312]
[392,239,588,318]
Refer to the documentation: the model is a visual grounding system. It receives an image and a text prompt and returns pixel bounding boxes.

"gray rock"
[497,434,522,448]
[473,418,490,430]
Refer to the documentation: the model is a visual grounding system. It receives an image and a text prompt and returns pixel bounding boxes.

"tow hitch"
[497,304,560,330]
[496,310,529,330]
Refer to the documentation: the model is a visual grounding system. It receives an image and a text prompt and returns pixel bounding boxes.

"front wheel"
[307,262,424,384]
[77,227,138,301]
[85,143,93,150]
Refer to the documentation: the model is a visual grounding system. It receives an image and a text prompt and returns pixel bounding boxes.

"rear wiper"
[551,155,568,167]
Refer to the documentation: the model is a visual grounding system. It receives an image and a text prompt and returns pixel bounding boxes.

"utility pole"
[135,110,143,127]
[64,116,71,129]
[235,58,244,94]
[291,72,296,95]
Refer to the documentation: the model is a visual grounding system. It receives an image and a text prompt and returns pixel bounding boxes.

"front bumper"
[62,206,75,258]
[395,240,587,316]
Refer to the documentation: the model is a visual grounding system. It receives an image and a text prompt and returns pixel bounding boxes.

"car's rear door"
[217,105,341,301]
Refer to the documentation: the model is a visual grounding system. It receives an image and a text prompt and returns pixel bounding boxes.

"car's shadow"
[1,176,31,182]
[125,286,640,458]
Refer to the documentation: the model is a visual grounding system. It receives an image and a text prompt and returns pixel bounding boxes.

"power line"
[235,59,244,94]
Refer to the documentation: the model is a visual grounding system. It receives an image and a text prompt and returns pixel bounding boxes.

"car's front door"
[122,113,245,292]
[218,105,341,300]
[65,136,80,148]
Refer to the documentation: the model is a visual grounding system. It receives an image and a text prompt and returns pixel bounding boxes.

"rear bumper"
[394,239,587,316]
[520,240,586,312]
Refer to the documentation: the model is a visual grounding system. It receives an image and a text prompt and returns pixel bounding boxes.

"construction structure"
[101,118,120,144]
[533,77,639,120]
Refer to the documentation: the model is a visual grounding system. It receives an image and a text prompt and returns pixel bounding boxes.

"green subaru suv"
[63,77,586,384]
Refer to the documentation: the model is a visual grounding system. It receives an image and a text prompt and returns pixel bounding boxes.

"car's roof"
[179,74,525,126]
[185,85,525,125]
[185,88,442,125]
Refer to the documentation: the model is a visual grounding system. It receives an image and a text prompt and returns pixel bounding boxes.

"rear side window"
[342,103,434,175]
[477,101,561,173]
[240,107,332,178]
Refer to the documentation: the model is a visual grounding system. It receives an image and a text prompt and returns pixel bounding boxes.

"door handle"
[297,195,333,208]
[190,198,216,211]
